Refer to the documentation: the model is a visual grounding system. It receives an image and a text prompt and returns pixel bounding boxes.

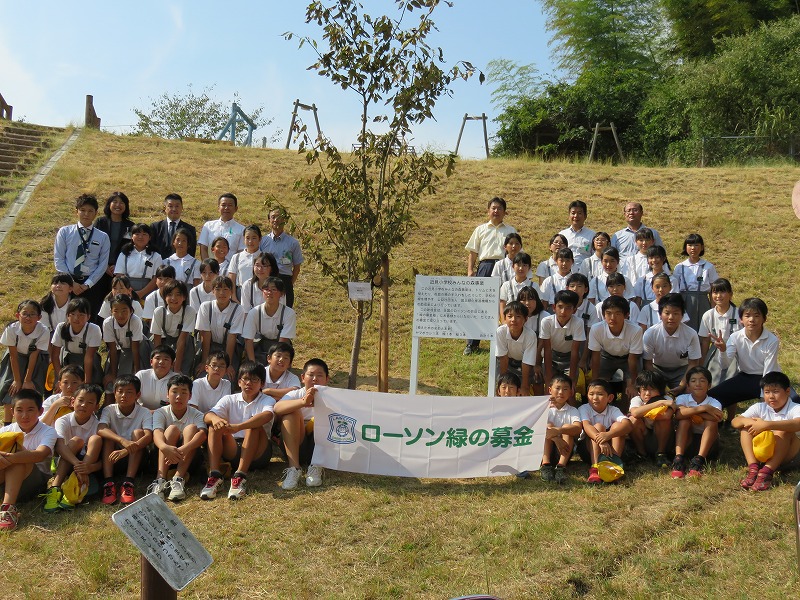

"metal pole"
[141,555,176,600]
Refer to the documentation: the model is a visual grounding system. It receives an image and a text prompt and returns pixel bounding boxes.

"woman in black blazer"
[94,191,135,304]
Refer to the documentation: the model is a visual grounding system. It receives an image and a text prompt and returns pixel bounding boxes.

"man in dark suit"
[150,193,197,259]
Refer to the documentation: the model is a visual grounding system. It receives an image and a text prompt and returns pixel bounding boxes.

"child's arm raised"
[274,387,316,417]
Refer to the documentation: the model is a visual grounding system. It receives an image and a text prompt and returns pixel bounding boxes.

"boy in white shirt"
[540,290,585,385]
[733,371,800,492]
[149,375,207,502]
[498,252,534,316]
[135,345,177,411]
[579,379,632,484]
[190,351,232,413]
[274,358,329,490]
[672,366,722,479]
[0,390,58,532]
[541,374,582,484]
[201,361,276,501]
[141,264,176,322]
[495,302,537,393]
[539,248,574,309]
[262,342,302,400]
[41,365,84,426]
[195,276,244,381]
[45,383,103,511]
[628,371,674,468]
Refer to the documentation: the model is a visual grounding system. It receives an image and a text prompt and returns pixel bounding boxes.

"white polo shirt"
[495,325,537,365]
[578,403,628,428]
[209,392,275,439]
[0,321,50,355]
[548,403,581,428]
[55,411,99,441]
[190,376,232,413]
[698,305,740,340]
[719,328,780,375]
[195,301,245,344]
[150,305,197,338]
[242,304,297,341]
[99,403,153,440]
[102,315,145,349]
[1,420,57,474]
[559,226,596,267]
[152,405,207,433]
[135,369,176,410]
[539,314,586,354]
[643,323,702,368]
[742,399,800,427]
[588,322,644,357]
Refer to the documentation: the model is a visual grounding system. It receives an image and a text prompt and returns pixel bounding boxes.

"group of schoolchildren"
[467,197,800,487]
[0,192,326,533]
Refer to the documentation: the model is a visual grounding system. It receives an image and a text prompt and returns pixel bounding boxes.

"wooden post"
[312,103,322,142]
[378,256,389,393]
[609,122,625,163]
[140,555,176,600]
[481,113,489,159]
[286,99,299,149]
[85,95,101,129]
[454,113,468,155]
[588,122,600,163]
[794,481,800,571]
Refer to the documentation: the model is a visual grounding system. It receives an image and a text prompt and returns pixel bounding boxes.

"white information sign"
[410,275,500,396]
[347,281,373,301]
[412,275,499,339]
[112,493,213,591]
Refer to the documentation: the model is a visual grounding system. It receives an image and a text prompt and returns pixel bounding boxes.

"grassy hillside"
[2,130,799,598]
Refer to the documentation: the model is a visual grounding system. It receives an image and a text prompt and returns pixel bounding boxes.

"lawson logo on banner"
[312,387,550,479]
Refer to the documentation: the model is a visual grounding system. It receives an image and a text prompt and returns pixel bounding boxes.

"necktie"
[168,221,176,244]
[74,227,87,277]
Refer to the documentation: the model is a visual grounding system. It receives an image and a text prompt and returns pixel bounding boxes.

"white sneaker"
[280,467,302,490]
[305,464,323,487]
[167,476,186,502]
[200,475,224,500]
[147,477,169,498]
[228,474,247,500]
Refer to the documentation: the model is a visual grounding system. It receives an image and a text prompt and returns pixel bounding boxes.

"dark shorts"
[0,465,49,502]
[230,435,272,470]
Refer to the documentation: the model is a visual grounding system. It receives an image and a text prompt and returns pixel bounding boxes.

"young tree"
[286,0,480,390]
[132,85,279,145]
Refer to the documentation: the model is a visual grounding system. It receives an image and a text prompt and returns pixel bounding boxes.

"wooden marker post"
[141,556,176,600]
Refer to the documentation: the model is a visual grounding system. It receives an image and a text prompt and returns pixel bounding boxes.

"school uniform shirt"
[113,249,162,281]
[53,223,110,287]
[50,322,103,354]
[98,298,145,319]
[42,301,69,332]
[142,289,166,320]
[611,224,664,258]
[633,271,675,304]
[239,279,286,313]
[741,400,800,432]
[198,218,245,260]
[465,221,517,262]
[536,258,558,280]
[643,323,702,368]
[208,392,276,439]
[99,402,153,440]
[42,393,67,414]
[278,386,315,422]
[242,304,297,341]
[55,411,99,441]
[539,314,586,354]
[152,405,207,434]
[638,300,689,330]
[189,285,216,313]
[588,272,635,302]
[0,421,57,474]
[216,258,231,277]
[499,278,535,304]
[190,376,232,413]
[165,254,200,285]
[195,301,245,344]
[102,315,145,349]
[621,253,648,283]
[576,299,599,331]
[491,257,514,284]
[578,403,628,429]
[494,324,537,365]
[558,226,596,268]
[719,328,780,375]
[673,259,719,293]
[674,393,722,412]
[548,403,581,428]
[588,321,644,357]
[150,305,197,339]
[596,299,640,325]
[259,231,304,276]
[698,305,740,341]
[135,369,177,411]
[0,321,50,355]
[523,312,544,336]
[540,273,571,305]
[264,368,302,391]
[228,250,260,283]
[579,254,604,281]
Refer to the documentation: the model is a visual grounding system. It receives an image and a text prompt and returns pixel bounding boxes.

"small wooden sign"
[792,181,800,219]
[112,493,212,591]
[347,282,373,301]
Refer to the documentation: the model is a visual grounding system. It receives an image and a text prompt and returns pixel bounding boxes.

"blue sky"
[0,1,555,158]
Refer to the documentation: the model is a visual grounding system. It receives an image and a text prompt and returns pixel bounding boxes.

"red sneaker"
[751,468,774,492]
[587,467,601,484]
[740,464,760,490]
[0,504,20,532]
[120,481,136,504]
[101,481,117,505]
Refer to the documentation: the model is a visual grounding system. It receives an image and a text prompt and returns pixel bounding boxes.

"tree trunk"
[379,256,389,392]
[348,301,364,390]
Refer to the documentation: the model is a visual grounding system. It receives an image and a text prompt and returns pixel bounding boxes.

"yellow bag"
[644,405,668,420]
[595,460,625,482]
[305,417,314,435]
[752,431,775,463]
[61,472,88,506]
[0,431,24,453]
[690,414,704,425]
[45,364,55,393]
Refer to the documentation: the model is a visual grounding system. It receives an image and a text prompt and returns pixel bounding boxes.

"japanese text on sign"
[412,275,499,339]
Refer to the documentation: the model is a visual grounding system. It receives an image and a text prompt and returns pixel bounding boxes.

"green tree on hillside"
[286,0,480,390]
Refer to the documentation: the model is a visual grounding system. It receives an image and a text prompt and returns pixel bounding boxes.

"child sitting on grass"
[0,390,57,532]
[190,350,232,413]
[41,365,84,425]
[45,383,103,511]
[733,371,800,492]
[148,375,207,502]
[579,379,632,484]
[541,374,581,484]
[672,366,722,479]
[274,358,330,490]
[98,375,153,505]
[201,361,276,501]
[135,345,177,411]
[628,370,674,468]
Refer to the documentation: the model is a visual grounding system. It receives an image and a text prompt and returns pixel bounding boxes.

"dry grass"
[1,130,799,598]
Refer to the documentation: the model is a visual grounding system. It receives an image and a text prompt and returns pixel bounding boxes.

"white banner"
[311,387,550,479]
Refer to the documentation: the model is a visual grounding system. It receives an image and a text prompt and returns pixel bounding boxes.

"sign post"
[112,493,213,596]
[795,480,800,571]
[410,275,500,396]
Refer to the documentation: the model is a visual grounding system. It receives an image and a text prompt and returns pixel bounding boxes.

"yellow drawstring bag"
[595,454,625,482]
[644,405,668,420]
[0,431,24,452]
[752,431,775,463]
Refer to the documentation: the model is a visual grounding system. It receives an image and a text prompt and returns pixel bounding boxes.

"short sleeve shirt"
[548,403,581,428]
[642,323,702,368]
[114,249,162,280]
[465,222,517,262]
[578,403,628,428]
[50,322,103,354]
[55,411,99,441]
[539,314,586,354]
[135,369,177,410]
[191,376,232,413]
[198,219,245,260]
[195,301,245,344]
[0,321,50,355]
[0,421,57,474]
[742,399,800,437]
[242,304,297,341]
[152,405,207,433]
[99,403,153,440]
[150,305,197,338]
[588,321,644,356]
[495,325,537,365]
[102,315,145,349]
[209,392,276,439]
